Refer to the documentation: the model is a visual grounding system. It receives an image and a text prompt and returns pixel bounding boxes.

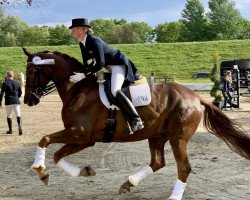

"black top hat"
[69,18,91,29]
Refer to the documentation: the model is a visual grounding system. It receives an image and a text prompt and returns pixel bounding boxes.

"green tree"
[91,19,153,44]
[109,24,141,44]
[114,19,128,26]
[0,8,51,47]
[181,0,210,41]
[236,18,250,39]
[1,32,16,46]
[130,22,154,43]
[155,21,184,43]
[0,12,28,46]
[19,25,50,46]
[48,25,72,46]
[90,19,117,43]
[208,0,244,40]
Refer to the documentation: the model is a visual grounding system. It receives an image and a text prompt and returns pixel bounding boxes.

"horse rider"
[0,71,23,135]
[68,18,144,133]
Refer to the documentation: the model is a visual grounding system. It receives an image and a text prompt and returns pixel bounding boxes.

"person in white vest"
[19,72,25,97]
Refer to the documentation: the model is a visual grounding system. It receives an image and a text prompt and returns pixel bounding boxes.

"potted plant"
[209,54,223,108]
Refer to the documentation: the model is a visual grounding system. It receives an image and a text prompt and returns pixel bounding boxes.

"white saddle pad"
[99,82,151,110]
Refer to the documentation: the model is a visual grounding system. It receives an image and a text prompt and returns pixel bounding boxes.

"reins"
[26,62,72,99]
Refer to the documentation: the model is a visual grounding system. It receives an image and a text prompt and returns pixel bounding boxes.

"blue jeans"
[222,91,233,108]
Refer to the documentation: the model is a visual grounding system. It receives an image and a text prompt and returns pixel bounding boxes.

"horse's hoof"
[32,166,49,186]
[40,173,49,186]
[118,186,130,195]
[118,180,133,195]
[80,166,96,176]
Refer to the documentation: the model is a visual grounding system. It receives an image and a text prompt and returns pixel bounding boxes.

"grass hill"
[1,39,250,83]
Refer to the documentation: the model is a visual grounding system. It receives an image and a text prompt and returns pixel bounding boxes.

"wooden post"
[233,65,240,108]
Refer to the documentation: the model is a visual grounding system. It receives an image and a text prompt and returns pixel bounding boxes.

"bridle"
[26,62,57,99]
[25,55,83,100]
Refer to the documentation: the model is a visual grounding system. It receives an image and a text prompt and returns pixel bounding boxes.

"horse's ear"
[22,47,33,58]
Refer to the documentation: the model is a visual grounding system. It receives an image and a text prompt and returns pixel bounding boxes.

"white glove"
[69,72,86,83]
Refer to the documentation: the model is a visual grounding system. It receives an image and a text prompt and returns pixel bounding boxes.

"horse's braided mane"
[41,50,84,68]
[40,50,97,82]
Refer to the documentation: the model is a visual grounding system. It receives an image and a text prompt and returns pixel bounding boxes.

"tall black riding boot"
[115,90,144,133]
[17,117,23,135]
[7,118,12,134]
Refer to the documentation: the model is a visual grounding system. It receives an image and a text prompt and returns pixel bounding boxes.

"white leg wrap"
[168,179,187,200]
[128,166,153,186]
[57,159,81,177]
[31,146,46,169]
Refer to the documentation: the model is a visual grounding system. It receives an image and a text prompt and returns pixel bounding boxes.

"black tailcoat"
[79,34,138,83]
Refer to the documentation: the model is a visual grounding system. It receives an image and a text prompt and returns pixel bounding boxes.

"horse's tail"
[200,99,250,160]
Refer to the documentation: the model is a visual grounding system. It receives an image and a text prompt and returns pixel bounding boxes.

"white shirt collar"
[81,34,87,46]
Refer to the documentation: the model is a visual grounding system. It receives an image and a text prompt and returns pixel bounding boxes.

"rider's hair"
[81,27,93,34]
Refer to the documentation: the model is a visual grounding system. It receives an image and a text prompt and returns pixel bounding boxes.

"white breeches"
[109,65,126,97]
[5,104,21,118]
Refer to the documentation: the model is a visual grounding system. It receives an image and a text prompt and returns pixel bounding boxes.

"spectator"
[245,71,250,79]
[221,70,234,111]
[0,71,23,135]
[19,72,25,97]
[149,72,155,84]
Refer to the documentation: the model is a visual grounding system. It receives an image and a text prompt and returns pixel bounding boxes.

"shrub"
[210,54,223,103]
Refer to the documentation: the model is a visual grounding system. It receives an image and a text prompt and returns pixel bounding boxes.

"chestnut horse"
[22,48,250,200]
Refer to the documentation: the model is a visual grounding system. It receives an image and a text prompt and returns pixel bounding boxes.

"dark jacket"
[222,77,233,93]
[0,79,22,105]
[79,34,139,83]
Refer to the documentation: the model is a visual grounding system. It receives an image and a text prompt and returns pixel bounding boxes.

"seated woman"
[68,18,144,133]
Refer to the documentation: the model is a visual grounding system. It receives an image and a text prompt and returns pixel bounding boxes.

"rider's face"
[71,27,86,41]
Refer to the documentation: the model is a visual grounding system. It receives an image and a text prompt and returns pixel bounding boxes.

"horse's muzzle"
[24,93,40,106]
